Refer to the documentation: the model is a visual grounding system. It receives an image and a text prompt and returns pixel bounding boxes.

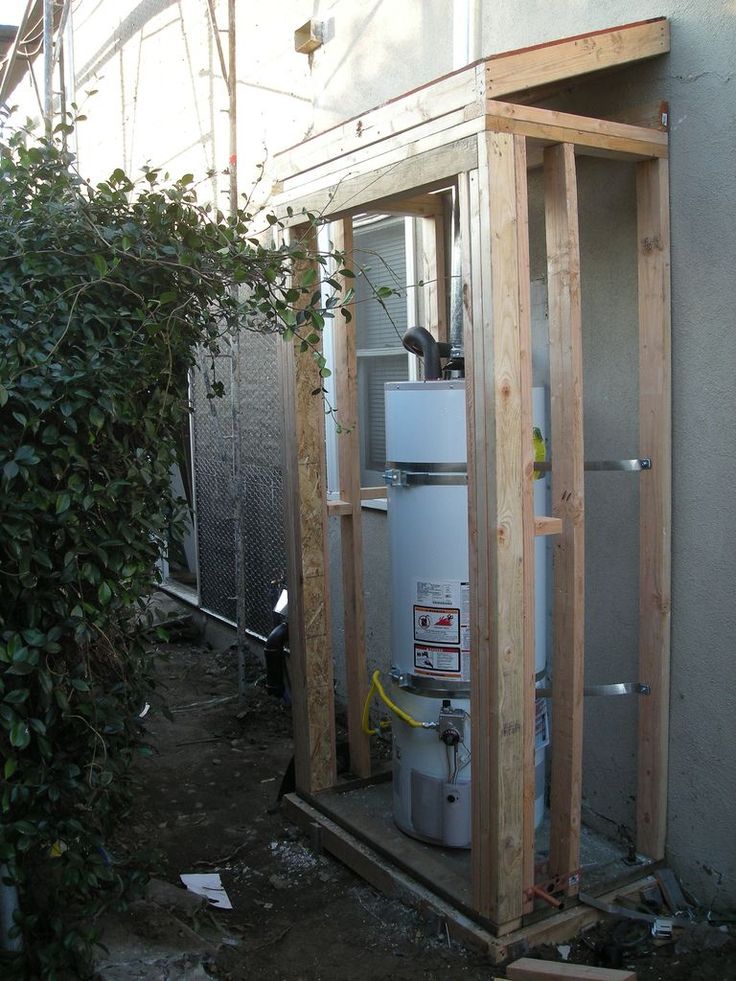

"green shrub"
[0,127,341,977]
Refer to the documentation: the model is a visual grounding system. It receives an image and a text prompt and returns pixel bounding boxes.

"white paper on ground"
[180,872,233,909]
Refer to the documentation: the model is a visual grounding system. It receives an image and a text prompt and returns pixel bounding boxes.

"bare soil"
[100,627,736,980]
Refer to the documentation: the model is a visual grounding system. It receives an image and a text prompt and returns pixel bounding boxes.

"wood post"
[544,143,585,895]
[421,208,449,343]
[331,218,372,779]
[636,157,672,859]
[277,225,337,794]
[464,130,530,928]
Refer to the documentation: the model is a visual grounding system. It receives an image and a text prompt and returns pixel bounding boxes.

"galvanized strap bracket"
[384,461,468,487]
[536,682,651,698]
[534,457,652,474]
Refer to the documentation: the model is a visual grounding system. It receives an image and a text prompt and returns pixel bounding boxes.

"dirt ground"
[97,612,736,980]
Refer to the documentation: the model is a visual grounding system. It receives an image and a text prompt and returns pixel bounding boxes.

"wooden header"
[274,18,669,183]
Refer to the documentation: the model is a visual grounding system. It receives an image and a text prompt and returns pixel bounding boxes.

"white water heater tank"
[385,380,548,848]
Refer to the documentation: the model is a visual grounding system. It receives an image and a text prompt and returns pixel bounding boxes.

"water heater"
[384,379,548,848]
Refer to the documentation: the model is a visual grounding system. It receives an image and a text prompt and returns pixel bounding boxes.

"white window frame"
[321,216,418,511]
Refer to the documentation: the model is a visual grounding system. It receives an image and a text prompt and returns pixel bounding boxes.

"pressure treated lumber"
[274,19,669,182]
[463,130,529,928]
[636,158,671,860]
[544,143,585,895]
[331,217,372,780]
[277,225,337,793]
[507,959,637,980]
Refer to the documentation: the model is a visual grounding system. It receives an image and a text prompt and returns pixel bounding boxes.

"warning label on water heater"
[414,645,460,675]
[412,579,470,681]
[413,605,460,645]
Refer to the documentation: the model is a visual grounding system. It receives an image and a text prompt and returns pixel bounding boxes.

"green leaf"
[89,406,104,428]
[3,690,29,705]
[56,492,71,514]
[301,267,317,287]
[4,758,17,779]
[0,384,8,407]
[93,254,108,277]
[9,721,30,749]
[98,582,112,605]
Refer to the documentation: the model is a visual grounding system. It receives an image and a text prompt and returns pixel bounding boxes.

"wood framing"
[331,218,372,779]
[636,158,672,859]
[464,130,528,927]
[277,225,337,793]
[544,143,585,896]
[275,16,672,943]
[274,18,668,182]
[285,792,658,967]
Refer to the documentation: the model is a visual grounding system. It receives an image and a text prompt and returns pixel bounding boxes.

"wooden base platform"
[284,792,657,966]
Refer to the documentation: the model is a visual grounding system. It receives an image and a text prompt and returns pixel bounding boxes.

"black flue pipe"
[264,621,288,698]
[402,326,451,381]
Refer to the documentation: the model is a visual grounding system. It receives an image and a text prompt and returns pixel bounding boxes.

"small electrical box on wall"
[294,20,323,54]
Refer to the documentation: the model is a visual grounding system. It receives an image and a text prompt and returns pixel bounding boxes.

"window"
[353,216,416,486]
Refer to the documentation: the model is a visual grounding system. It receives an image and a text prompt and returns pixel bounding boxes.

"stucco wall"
[7,0,735,909]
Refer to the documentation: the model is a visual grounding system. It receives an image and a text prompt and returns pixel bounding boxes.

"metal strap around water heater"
[390,669,470,699]
[384,461,468,488]
[534,458,652,474]
[535,682,651,698]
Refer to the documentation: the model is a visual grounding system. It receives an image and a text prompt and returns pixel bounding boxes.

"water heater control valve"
[438,703,466,746]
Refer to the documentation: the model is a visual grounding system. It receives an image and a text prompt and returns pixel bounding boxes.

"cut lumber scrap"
[507,959,636,980]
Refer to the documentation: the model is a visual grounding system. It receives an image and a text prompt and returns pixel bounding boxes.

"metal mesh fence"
[191,330,286,638]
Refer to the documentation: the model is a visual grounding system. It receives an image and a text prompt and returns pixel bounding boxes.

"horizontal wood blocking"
[484,101,667,160]
[274,19,668,183]
[534,515,563,536]
[326,486,387,515]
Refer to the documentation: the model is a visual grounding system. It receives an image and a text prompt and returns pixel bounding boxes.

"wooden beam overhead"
[484,100,668,160]
[274,19,669,184]
[275,135,478,225]
[483,17,668,99]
